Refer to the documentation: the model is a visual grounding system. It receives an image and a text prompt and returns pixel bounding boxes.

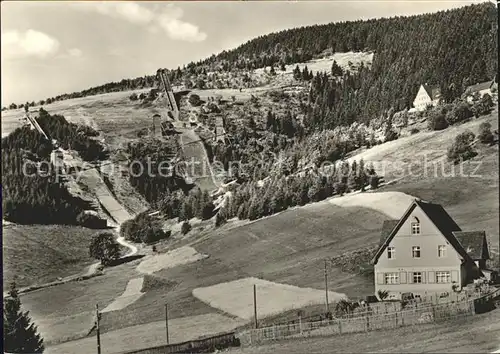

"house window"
[411,222,420,235]
[412,246,421,258]
[387,247,395,259]
[438,245,446,258]
[384,273,399,285]
[413,272,423,284]
[436,271,451,283]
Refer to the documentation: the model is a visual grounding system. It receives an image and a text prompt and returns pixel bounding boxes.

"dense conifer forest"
[1,110,106,224]
[5,3,496,127]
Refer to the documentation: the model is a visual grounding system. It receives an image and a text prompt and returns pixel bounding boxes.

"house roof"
[372,199,481,265]
[453,231,490,260]
[466,81,493,93]
[379,220,399,246]
[422,84,441,100]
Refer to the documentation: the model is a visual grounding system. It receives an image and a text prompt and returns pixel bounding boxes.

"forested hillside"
[212,2,496,128]
[5,3,496,125]
[1,110,106,224]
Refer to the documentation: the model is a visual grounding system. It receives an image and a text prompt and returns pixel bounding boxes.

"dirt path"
[179,128,219,192]
[101,278,144,313]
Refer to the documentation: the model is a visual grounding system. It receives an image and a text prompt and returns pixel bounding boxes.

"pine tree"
[331,60,343,76]
[3,282,44,353]
[293,65,301,80]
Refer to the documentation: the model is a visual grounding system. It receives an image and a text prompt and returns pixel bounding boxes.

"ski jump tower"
[24,111,64,170]
[157,69,179,121]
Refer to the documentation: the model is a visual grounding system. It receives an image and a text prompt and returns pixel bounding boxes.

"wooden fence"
[120,331,239,354]
[238,288,500,346]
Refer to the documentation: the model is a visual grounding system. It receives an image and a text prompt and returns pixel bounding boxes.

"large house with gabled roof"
[411,84,442,112]
[372,199,494,300]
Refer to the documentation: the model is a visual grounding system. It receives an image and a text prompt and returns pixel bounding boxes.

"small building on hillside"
[214,116,226,144]
[371,199,494,300]
[411,84,442,112]
[465,77,497,103]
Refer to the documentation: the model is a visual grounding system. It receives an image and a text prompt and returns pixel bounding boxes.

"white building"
[465,78,497,103]
[412,84,442,112]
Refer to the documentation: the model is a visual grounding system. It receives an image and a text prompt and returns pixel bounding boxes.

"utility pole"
[96,304,101,354]
[253,284,258,329]
[324,259,330,314]
[165,303,170,344]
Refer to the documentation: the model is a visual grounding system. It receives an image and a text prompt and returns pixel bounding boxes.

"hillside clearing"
[322,191,415,219]
[346,112,498,180]
[20,261,140,345]
[255,52,374,77]
[136,246,208,274]
[193,277,346,320]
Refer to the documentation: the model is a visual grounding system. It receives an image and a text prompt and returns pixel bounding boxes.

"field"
[229,308,500,353]
[101,277,144,313]
[192,277,346,320]
[136,246,208,274]
[2,224,104,289]
[346,111,498,182]
[85,197,397,336]
[46,313,246,354]
[19,260,139,345]
[255,51,374,78]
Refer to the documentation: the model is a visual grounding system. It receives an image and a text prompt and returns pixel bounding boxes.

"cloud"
[68,48,83,57]
[78,2,154,24]
[157,5,207,42]
[74,2,207,42]
[2,30,60,59]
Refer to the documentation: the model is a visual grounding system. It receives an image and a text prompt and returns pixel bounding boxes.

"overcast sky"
[1,0,488,105]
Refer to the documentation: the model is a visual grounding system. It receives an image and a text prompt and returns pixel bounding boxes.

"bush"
[445,102,473,125]
[472,94,494,117]
[478,122,494,144]
[384,129,398,142]
[215,209,228,227]
[334,182,347,196]
[76,211,107,229]
[129,93,138,101]
[188,94,202,106]
[447,131,477,164]
[369,175,380,189]
[89,232,120,265]
[427,110,449,131]
[181,221,192,235]
[120,212,171,244]
[410,128,420,135]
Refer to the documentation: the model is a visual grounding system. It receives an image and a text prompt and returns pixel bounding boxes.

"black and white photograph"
[1,1,499,353]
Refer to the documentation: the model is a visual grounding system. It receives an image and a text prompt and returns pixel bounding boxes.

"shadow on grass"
[107,254,145,267]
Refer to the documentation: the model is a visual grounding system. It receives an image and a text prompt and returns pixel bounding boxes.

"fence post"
[338,319,342,334]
